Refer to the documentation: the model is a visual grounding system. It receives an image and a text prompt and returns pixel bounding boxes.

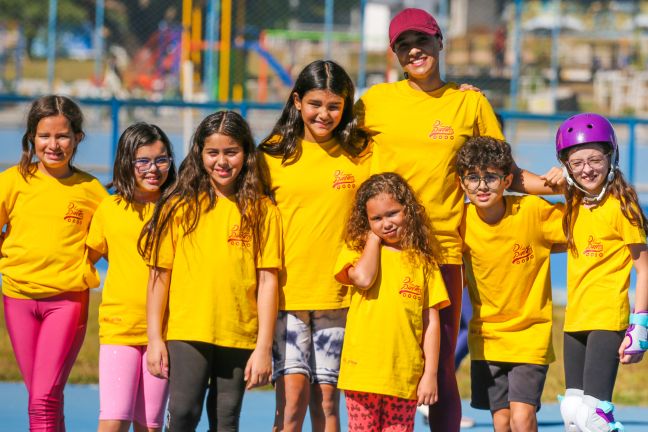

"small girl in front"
[334,172,450,432]
[555,113,648,432]
[141,111,282,431]
[87,123,177,432]
[0,95,108,430]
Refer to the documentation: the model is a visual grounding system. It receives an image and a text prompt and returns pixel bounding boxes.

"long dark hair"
[19,95,85,180]
[139,111,268,264]
[345,173,440,276]
[561,144,648,254]
[259,60,367,163]
[111,122,177,202]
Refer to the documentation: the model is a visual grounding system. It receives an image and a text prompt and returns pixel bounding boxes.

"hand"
[458,83,482,93]
[244,347,272,389]
[416,373,438,406]
[365,230,382,244]
[539,166,566,192]
[147,339,169,379]
[619,335,645,364]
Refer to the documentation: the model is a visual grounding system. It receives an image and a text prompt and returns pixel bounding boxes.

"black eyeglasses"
[461,173,507,192]
[133,156,172,173]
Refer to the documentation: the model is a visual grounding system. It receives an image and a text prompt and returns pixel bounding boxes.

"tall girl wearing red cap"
[356,8,561,431]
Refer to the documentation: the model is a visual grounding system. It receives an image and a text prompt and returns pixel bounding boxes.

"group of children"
[1,8,648,432]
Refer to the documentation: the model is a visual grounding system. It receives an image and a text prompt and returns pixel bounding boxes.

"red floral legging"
[345,390,417,432]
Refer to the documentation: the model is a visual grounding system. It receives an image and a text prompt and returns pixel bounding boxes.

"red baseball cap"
[389,8,443,49]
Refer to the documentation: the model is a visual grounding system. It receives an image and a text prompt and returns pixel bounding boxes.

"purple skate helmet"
[556,113,618,201]
[555,113,617,161]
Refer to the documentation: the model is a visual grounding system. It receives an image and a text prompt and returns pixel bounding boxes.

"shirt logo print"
[227,224,252,247]
[428,120,455,140]
[64,202,84,225]
[583,235,604,257]
[332,170,356,190]
[511,243,534,264]
[399,277,422,300]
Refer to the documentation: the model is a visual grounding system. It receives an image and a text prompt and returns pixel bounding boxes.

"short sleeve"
[86,200,108,255]
[334,244,360,285]
[617,203,647,245]
[424,266,450,310]
[148,205,180,269]
[257,203,283,270]
[0,168,17,228]
[475,94,505,140]
[538,199,566,245]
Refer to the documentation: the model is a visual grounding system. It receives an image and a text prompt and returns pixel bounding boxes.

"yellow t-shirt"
[0,165,108,299]
[461,195,565,365]
[335,245,450,400]
[86,195,153,345]
[153,195,283,349]
[565,195,647,332]
[358,81,504,265]
[262,138,371,310]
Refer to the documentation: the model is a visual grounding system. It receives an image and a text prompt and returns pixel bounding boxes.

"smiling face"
[293,89,345,143]
[366,193,406,248]
[133,140,170,202]
[33,114,81,178]
[393,30,443,88]
[202,133,245,197]
[565,143,610,195]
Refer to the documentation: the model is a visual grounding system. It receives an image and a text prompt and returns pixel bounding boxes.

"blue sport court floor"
[2,382,648,431]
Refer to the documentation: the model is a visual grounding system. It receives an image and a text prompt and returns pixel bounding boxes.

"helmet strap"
[561,161,617,205]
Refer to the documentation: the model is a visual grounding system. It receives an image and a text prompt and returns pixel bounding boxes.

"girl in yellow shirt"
[0,95,107,430]
[335,173,449,432]
[141,111,282,431]
[87,123,177,432]
[259,60,370,431]
[556,113,648,432]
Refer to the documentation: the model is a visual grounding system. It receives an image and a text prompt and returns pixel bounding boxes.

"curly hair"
[139,111,269,265]
[455,136,514,176]
[259,60,368,164]
[344,172,439,273]
[559,143,648,255]
[19,95,85,180]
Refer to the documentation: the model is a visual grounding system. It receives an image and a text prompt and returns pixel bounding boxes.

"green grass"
[1,292,648,405]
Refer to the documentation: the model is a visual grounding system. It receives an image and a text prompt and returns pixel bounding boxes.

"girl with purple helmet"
[555,113,648,432]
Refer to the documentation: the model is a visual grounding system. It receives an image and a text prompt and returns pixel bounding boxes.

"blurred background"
[0,0,647,200]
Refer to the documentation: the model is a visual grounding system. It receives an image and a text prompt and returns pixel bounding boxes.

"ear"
[292,92,302,111]
[503,173,513,189]
[458,174,468,192]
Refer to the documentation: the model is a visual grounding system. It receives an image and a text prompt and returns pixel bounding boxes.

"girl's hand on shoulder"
[147,339,169,379]
[458,83,482,93]
[539,166,566,192]
[619,335,646,364]
[416,373,438,406]
[244,347,272,389]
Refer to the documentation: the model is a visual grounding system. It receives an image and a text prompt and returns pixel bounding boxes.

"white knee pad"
[575,395,624,432]
[559,388,584,431]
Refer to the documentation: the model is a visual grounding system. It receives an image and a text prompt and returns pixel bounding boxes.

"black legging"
[563,330,625,401]
[167,341,252,432]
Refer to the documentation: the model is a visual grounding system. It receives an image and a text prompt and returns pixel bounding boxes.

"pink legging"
[4,290,89,432]
[345,390,417,432]
[427,264,463,431]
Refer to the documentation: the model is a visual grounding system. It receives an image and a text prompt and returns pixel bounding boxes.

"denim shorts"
[272,309,347,385]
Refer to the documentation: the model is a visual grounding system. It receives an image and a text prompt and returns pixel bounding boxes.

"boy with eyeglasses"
[457,136,566,432]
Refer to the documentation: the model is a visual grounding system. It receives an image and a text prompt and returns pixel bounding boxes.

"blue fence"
[0,93,647,192]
